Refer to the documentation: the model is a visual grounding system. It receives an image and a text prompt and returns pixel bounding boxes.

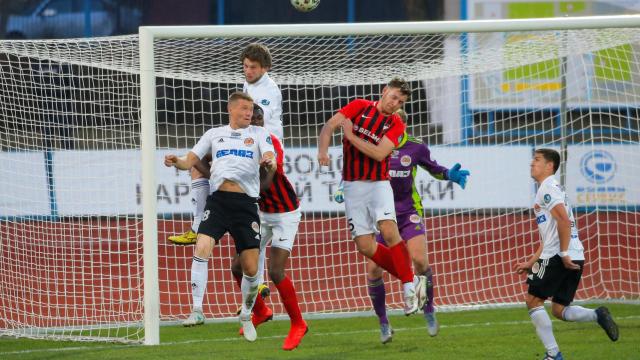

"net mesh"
[1,26,639,343]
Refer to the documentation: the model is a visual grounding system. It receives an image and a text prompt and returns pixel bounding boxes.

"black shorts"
[197,191,261,254]
[527,255,584,306]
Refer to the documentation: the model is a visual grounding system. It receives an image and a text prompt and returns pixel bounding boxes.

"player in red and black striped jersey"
[318,78,427,316]
[230,104,307,351]
[340,98,405,181]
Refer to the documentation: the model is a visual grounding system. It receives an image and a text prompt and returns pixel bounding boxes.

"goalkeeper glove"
[334,181,344,203]
[447,163,470,189]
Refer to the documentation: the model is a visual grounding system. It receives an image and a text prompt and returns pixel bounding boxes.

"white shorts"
[343,180,396,238]
[258,208,301,252]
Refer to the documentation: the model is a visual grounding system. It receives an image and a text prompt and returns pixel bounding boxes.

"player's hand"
[515,261,532,275]
[561,255,581,271]
[341,119,354,139]
[260,156,276,171]
[318,152,330,167]
[447,163,470,189]
[164,154,178,167]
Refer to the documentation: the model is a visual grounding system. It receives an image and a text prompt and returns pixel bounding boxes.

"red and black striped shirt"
[339,99,405,181]
[259,134,299,213]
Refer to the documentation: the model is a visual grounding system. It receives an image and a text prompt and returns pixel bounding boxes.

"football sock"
[370,244,398,278]
[275,276,304,325]
[423,267,434,313]
[240,273,260,316]
[256,245,267,285]
[562,305,597,322]
[190,178,209,232]
[191,256,208,309]
[233,272,268,314]
[389,242,414,283]
[529,306,559,356]
[368,277,388,325]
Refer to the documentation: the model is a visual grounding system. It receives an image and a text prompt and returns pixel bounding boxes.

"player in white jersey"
[168,43,283,247]
[241,43,283,140]
[515,149,619,360]
[164,92,276,342]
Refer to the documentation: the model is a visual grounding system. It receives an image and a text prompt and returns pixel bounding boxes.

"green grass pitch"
[1,303,638,359]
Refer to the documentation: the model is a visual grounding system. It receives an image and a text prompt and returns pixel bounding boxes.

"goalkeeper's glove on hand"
[334,181,344,203]
[447,163,470,189]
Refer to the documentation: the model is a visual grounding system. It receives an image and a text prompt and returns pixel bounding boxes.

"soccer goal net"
[1,16,639,344]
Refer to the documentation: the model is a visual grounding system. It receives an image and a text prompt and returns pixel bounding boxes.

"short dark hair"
[535,148,561,173]
[251,103,264,126]
[229,91,253,104]
[387,77,411,98]
[240,43,272,69]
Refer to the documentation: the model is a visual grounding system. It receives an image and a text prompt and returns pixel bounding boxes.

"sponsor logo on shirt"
[389,170,411,178]
[352,126,381,143]
[244,137,254,146]
[231,132,241,138]
[261,99,270,106]
[215,149,254,158]
[391,150,399,158]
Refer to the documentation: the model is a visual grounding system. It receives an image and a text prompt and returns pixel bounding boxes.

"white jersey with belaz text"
[533,175,584,261]
[243,73,283,140]
[191,125,274,198]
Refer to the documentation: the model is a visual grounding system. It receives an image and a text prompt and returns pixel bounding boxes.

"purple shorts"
[376,211,426,244]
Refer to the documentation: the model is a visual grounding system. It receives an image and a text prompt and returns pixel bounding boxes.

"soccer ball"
[291,0,320,12]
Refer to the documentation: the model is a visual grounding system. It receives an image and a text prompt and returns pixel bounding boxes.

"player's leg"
[366,253,393,344]
[550,261,618,342]
[255,213,272,298]
[373,181,426,315]
[344,180,421,315]
[168,166,208,245]
[236,220,273,334]
[237,247,260,341]
[526,294,562,359]
[183,232,216,326]
[268,210,308,350]
[228,191,263,342]
[183,193,225,327]
[406,230,438,336]
[526,257,564,359]
[378,220,425,315]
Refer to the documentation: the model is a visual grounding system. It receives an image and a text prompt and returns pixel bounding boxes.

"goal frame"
[138,15,640,345]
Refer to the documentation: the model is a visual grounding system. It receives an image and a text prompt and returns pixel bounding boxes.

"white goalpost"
[1,15,639,345]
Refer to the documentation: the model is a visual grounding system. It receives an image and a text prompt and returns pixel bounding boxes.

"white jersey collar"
[248,72,271,88]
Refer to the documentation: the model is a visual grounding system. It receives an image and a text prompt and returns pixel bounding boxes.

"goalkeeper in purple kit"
[335,109,470,343]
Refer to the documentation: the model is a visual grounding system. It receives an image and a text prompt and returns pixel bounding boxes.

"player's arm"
[515,243,543,274]
[259,150,277,189]
[317,112,346,166]
[166,130,211,171]
[341,119,395,162]
[259,166,274,191]
[416,143,470,188]
[550,203,580,271]
[416,142,448,180]
[258,130,277,188]
[164,151,200,170]
[192,153,212,178]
